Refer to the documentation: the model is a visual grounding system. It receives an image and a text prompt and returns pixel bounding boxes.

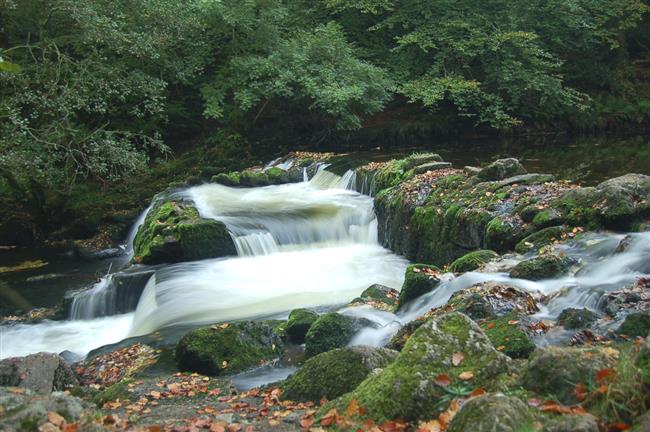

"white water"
[0,168,407,358]
[350,230,650,347]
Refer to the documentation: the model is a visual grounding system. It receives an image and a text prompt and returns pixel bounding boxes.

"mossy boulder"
[402,153,444,170]
[509,254,570,280]
[92,378,133,406]
[544,415,599,432]
[515,226,571,254]
[447,394,534,432]
[412,161,452,175]
[484,215,529,253]
[286,309,318,343]
[265,167,289,184]
[479,313,536,358]
[133,200,236,264]
[349,284,399,311]
[447,282,539,320]
[617,312,650,337]
[304,313,364,358]
[449,250,498,273]
[557,308,598,329]
[280,346,397,403]
[175,321,283,375]
[477,158,527,182]
[520,346,616,404]
[320,312,511,422]
[397,264,442,310]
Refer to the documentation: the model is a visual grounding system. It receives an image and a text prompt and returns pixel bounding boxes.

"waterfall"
[124,204,153,257]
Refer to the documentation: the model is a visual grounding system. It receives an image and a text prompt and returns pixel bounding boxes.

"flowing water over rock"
[0,169,407,358]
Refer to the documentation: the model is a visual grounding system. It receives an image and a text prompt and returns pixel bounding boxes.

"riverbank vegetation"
[1,0,649,243]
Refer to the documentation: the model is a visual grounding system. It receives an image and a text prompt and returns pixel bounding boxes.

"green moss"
[132,200,236,264]
[92,378,133,406]
[449,250,498,273]
[286,309,318,343]
[319,313,511,423]
[515,226,570,254]
[397,264,441,310]
[280,347,395,403]
[447,394,534,432]
[617,313,650,337]
[509,254,569,280]
[557,308,598,329]
[175,321,283,375]
[239,170,269,186]
[484,216,527,253]
[304,313,356,358]
[265,167,288,184]
[480,313,536,359]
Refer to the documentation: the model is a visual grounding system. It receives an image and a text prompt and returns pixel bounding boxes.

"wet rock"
[349,284,399,311]
[599,279,650,317]
[613,234,634,254]
[386,319,425,351]
[447,394,533,432]
[448,249,498,273]
[544,414,599,432]
[509,253,570,280]
[175,321,284,375]
[477,158,527,182]
[304,313,367,358]
[285,309,318,343]
[402,153,444,170]
[484,214,530,253]
[321,313,511,422]
[447,281,539,320]
[617,312,650,337]
[521,346,616,404]
[412,161,452,175]
[133,199,236,264]
[0,388,99,432]
[557,308,598,329]
[492,173,555,189]
[280,346,397,403]
[464,166,481,176]
[0,353,78,394]
[479,313,536,358]
[515,225,571,254]
[396,264,441,310]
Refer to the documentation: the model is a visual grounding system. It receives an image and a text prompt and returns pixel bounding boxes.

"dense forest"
[1,0,649,244]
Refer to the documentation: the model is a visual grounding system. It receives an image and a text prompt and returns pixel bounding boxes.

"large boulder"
[509,253,570,280]
[397,264,441,310]
[280,346,397,403]
[304,313,366,358]
[321,313,511,422]
[544,415,599,432]
[557,308,598,329]
[349,284,399,311]
[617,312,650,337]
[477,158,527,182]
[448,250,498,273]
[447,394,533,432]
[0,353,78,394]
[285,309,318,343]
[175,321,283,375]
[133,200,236,264]
[520,346,616,404]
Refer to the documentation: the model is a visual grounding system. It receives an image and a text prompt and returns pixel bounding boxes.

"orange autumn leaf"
[469,388,487,398]
[434,373,452,387]
[609,423,631,431]
[417,420,441,432]
[300,416,314,429]
[452,352,464,367]
[458,371,474,381]
[596,368,616,383]
[573,383,588,402]
[320,408,340,426]
[346,399,362,417]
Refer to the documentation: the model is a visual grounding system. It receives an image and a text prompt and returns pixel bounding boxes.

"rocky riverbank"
[1,152,649,431]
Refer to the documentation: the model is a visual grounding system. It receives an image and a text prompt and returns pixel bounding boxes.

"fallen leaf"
[574,383,588,402]
[458,371,474,381]
[47,411,66,427]
[596,368,616,383]
[434,373,452,387]
[346,399,361,417]
[469,388,487,398]
[417,420,441,432]
[300,416,314,429]
[452,352,464,367]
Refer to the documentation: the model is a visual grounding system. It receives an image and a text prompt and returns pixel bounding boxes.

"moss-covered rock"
[397,264,441,310]
[285,309,318,343]
[133,200,236,264]
[447,394,534,432]
[175,321,283,375]
[509,254,569,280]
[484,215,529,253]
[320,313,511,422]
[447,282,539,320]
[239,170,269,187]
[304,313,363,358]
[521,346,616,404]
[544,415,599,432]
[349,284,399,311]
[265,167,289,184]
[557,308,598,329]
[480,313,536,359]
[92,378,133,406]
[280,346,397,403]
[448,250,498,273]
[515,226,571,254]
[477,158,527,182]
[617,312,650,337]
[412,161,452,175]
